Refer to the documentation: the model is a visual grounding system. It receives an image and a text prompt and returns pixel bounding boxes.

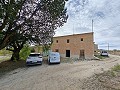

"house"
[51,32,94,59]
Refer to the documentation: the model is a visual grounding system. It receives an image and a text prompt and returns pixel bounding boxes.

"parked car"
[26,53,42,65]
[48,52,60,64]
[100,50,109,56]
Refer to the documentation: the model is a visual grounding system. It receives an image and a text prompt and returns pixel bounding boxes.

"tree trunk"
[0,32,16,50]
[11,49,20,61]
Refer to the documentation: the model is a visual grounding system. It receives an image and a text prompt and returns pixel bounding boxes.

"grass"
[0,60,26,77]
[110,71,116,77]
[94,55,108,59]
[0,56,11,62]
[112,64,120,72]
[0,49,12,56]
[105,64,120,77]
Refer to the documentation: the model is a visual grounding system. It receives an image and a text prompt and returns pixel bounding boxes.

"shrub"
[19,45,31,60]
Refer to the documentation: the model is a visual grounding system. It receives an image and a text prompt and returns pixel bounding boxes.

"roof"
[53,32,93,38]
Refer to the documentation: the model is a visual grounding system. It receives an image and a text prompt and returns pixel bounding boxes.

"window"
[29,54,40,57]
[81,38,83,41]
[55,49,59,52]
[67,39,69,43]
[56,40,58,43]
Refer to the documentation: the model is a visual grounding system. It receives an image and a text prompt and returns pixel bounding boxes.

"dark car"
[100,51,109,56]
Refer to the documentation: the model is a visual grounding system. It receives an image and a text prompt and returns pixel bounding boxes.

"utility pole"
[73,22,74,35]
[73,25,74,35]
[92,19,93,32]
[108,43,109,52]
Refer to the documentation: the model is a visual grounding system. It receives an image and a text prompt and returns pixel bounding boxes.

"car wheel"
[41,62,42,65]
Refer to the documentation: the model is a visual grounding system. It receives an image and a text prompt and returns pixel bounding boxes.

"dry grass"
[112,64,120,72]
[0,56,11,63]
[82,66,120,90]
[60,57,82,63]
[95,55,109,59]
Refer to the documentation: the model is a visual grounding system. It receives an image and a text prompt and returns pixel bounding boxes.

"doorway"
[66,50,70,57]
[80,50,85,59]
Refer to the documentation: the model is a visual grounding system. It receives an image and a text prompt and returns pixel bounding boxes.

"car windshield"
[29,54,40,57]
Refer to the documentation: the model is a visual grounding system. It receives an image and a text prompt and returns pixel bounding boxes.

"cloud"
[55,0,120,50]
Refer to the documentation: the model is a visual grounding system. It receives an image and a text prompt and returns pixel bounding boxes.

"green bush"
[19,45,31,60]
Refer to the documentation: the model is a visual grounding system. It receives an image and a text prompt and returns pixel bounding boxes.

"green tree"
[0,0,68,61]
[0,0,26,49]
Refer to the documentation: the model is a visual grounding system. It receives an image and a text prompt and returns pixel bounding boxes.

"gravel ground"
[82,71,120,90]
[0,55,120,90]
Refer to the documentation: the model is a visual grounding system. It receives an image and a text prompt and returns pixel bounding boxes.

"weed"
[110,71,116,77]
[112,64,120,72]
[94,55,108,59]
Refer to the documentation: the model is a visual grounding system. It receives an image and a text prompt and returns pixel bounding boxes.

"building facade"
[51,32,94,59]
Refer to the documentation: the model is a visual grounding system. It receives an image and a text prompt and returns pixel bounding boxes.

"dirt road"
[0,55,120,90]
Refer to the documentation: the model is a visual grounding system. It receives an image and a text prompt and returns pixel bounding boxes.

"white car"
[26,53,42,65]
[100,51,109,56]
[48,52,60,64]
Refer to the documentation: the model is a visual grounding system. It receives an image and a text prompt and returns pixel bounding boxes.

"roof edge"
[54,32,94,38]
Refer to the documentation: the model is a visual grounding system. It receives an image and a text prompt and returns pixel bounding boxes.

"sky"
[55,0,120,50]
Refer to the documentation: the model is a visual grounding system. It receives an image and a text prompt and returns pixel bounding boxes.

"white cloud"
[55,0,120,50]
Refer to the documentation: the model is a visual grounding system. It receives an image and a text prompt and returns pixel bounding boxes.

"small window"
[81,38,83,41]
[56,40,58,43]
[67,39,69,43]
[55,49,59,52]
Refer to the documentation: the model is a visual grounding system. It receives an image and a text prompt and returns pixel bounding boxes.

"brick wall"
[51,32,94,59]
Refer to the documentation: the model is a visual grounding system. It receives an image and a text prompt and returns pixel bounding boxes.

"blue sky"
[55,0,120,50]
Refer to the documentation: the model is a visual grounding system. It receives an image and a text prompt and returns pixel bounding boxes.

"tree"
[0,0,68,61]
[0,0,26,49]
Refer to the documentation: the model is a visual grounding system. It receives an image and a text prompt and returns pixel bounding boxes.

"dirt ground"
[0,55,120,90]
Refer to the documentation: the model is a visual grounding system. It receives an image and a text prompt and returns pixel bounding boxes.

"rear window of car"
[102,51,107,53]
[29,54,40,57]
